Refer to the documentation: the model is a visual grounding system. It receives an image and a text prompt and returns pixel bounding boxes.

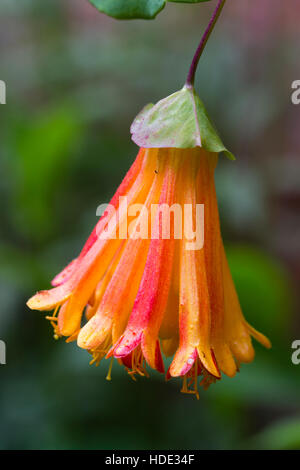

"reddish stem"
[186,0,227,87]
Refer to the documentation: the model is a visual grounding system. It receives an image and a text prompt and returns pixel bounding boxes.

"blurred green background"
[0,0,300,450]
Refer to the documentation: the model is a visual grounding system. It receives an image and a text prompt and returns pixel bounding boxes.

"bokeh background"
[0,0,300,450]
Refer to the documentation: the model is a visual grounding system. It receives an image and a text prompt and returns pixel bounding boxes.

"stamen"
[200,368,217,390]
[89,335,112,367]
[180,360,201,399]
[52,304,60,318]
[89,350,106,366]
[45,316,58,322]
[45,304,62,340]
[127,369,138,382]
[181,375,188,394]
[126,346,149,380]
[106,358,114,381]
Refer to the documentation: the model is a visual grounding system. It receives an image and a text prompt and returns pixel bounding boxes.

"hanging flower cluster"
[27,145,270,397]
[27,0,271,397]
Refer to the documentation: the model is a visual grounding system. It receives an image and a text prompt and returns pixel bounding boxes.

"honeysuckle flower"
[27,0,271,397]
[27,143,270,396]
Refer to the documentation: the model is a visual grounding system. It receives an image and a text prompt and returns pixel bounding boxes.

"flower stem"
[186,0,227,87]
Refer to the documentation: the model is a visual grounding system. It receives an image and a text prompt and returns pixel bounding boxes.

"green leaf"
[168,0,211,3]
[89,0,165,20]
[131,85,235,159]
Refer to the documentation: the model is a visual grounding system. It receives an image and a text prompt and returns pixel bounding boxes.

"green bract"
[130,86,235,159]
[89,0,165,19]
[89,0,211,20]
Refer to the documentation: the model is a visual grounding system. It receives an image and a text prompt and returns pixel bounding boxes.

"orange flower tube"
[27,147,270,396]
[27,0,271,397]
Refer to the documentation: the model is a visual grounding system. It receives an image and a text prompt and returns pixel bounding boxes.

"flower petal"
[113,150,175,371]
[79,150,165,350]
[169,150,220,378]
[77,235,148,350]
[222,247,255,363]
[142,150,181,370]
[48,150,158,336]
[161,336,178,358]
[26,282,72,311]
[246,322,271,349]
[197,150,237,377]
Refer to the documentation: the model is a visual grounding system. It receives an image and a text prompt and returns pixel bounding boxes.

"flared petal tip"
[169,347,221,379]
[112,331,143,359]
[199,348,221,379]
[108,334,165,375]
[246,323,272,349]
[231,341,255,364]
[259,335,272,349]
[27,291,53,311]
[77,315,112,351]
[169,348,197,378]
[265,338,272,349]
[77,329,92,350]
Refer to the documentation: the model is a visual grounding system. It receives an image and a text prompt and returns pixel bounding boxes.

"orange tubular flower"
[27,147,271,397]
[27,0,271,397]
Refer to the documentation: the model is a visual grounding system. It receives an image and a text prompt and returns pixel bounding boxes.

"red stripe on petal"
[154,340,165,374]
[120,352,133,369]
[113,151,178,370]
